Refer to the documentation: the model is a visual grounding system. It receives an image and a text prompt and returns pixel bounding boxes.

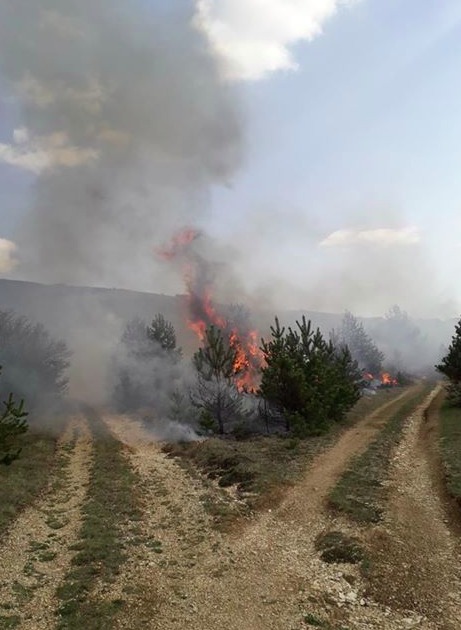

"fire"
[380,372,398,386]
[157,227,200,261]
[363,371,399,387]
[158,228,264,391]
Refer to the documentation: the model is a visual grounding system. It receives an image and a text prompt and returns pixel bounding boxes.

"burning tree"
[191,325,243,434]
[436,317,461,406]
[260,317,361,436]
[0,367,28,465]
[158,229,264,392]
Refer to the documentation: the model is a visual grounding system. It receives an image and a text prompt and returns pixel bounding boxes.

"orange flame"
[157,228,200,261]
[158,229,264,391]
[380,372,398,386]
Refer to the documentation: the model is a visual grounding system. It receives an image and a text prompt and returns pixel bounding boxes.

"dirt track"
[103,385,461,630]
[0,416,92,629]
[365,387,461,630]
[1,387,460,629]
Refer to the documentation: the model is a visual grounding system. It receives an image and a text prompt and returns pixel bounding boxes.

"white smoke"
[0,1,243,290]
[0,238,18,273]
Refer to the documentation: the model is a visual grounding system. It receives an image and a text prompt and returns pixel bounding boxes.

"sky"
[0,0,461,318]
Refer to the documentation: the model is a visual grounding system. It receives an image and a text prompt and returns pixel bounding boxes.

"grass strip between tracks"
[57,411,141,630]
[328,384,433,523]
[439,400,461,510]
[164,388,410,525]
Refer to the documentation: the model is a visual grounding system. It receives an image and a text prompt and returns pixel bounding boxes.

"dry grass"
[439,400,461,509]
[164,388,407,518]
[0,431,58,534]
[328,385,432,523]
[57,411,140,630]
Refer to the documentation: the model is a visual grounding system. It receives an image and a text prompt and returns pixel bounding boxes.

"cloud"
[194,0,356,80]
[0,127,98,174]
[0,238,18,273]
[319,226,421,248]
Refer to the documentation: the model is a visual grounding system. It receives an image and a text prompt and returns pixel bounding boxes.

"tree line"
[0,310,70,465]
[2,301,437,463]
[113,309,392,437]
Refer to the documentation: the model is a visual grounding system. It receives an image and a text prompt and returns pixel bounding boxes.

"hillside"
[0,278,455,352]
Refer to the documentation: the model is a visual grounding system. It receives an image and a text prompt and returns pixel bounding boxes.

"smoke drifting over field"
[0,0,453,319]
[0,0,243,292]
[0,2,453,415]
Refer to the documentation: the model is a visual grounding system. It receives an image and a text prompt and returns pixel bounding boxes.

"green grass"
[439,402,461,506]
[315,530,365,564]
[0,431,58,534]
[303,612,328,626]
[329,385,432,523]
[164,388,408,520]
[57,410,141,630]
[0,615,20,629]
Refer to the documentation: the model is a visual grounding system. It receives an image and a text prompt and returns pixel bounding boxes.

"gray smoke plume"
[0,0,243,291]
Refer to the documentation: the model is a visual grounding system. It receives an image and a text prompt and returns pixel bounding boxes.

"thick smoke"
[0,0,243,291]
[0,2,452,417]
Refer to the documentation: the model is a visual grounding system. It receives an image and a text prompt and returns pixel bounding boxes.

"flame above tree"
[158,228,264,391]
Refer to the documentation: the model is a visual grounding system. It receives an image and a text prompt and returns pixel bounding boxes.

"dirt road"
[103,385,460,630]
[0,416,92,629]
[366,387,461,630]
[1,386,459,629]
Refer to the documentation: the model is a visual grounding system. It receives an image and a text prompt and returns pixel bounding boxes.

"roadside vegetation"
[164,388,407,519]
[0,310,71,413]
[0,362,54,535]
[0,430,57,534]
[57,409,141,630]
[436,315,461,508]
[439,403,461,509]
[328,384,432,522]
[0,309,71,534]
[0,366,28,466]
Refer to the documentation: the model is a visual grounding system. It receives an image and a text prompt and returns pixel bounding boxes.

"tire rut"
[102,414,233,630]
[102,387,429,630]
[0,416,93,630]
[366,386,461,630]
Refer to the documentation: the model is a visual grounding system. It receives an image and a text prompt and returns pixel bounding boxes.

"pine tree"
[260,316,361,436]
[0,367,28,465]
[436,318,461,406]
[147,313,182,361]
[114,314,183,411]
[191,325,242,434]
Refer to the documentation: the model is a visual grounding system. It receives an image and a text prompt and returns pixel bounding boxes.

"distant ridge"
[0,277,455,354]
